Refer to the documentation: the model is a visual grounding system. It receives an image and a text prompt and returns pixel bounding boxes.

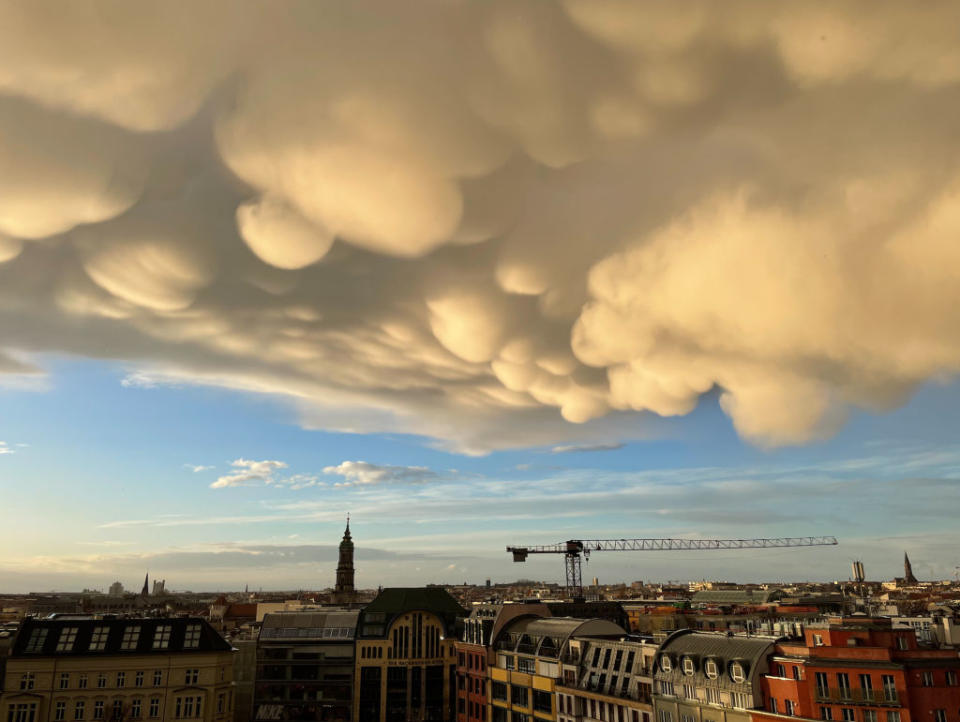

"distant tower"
[333,516,355,603]
[903,552,918,585]
[141,573,149,597]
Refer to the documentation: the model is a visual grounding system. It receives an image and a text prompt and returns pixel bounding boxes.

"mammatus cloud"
[551,442,624,454]
[323,461,439,488]
[1,2,960,451]
[210,459,288,488]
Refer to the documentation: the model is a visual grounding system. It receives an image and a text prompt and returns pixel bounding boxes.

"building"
[108,583,124,598]
[354,587,466,722]
[557,634,657,722]
[331,521,355,606]
[254,610,360,722]
[456,602,552,722]
[652,630,778,722]
[1,617,234,722]
[757,617,960,722]
[490,616,625,722]
[902,555,919,587]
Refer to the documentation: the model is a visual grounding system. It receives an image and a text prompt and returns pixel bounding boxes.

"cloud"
[551,442,624,454]
[210,458,288,489]
[0,442,14,455]
[0,2,959,451]
[184,464,214,473]
[323,461,440,488]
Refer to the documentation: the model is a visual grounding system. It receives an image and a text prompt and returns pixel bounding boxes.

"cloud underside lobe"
[1,2,960,452]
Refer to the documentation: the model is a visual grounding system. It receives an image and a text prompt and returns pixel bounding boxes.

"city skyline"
[2,2,960,592]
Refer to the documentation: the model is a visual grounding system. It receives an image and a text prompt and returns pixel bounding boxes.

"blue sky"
[1,357,957,592]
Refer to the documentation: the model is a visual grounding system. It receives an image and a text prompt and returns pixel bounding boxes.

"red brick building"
[756,617,960,722]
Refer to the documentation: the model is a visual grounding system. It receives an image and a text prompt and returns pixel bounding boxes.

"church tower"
[333,517,355,603]
[903,551,918,585]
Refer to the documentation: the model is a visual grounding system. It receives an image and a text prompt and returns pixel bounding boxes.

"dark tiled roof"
[692,589,782,604]
[363,588,466,618]
[11,617,232,657]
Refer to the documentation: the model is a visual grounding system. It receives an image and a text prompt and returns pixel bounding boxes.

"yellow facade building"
[1,618,235,722]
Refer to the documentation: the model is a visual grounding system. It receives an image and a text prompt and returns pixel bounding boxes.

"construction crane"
[506,536,838,601]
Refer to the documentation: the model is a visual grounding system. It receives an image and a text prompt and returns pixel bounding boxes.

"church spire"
[141,573,149,597]
[903,551,918,585]
[333,517,355,603]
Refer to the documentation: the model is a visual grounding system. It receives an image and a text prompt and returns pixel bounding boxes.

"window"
[19,674,34,691]
[658,681,675,696]
[60,673,70,689]
[121,625,141,651]
[817,672,830,697]
[152,625,171,650]
[683,684,696,699]
[117,672,126,688]
[838,674,851,699]
[25,628,48,653]
[813,634,824,646]
[55,703,66,722]
[78,674,88,689]
[217,694,225,715]
[511,685,528,707]
[933,712,945,722]
[895,637,908,651]
[130,701,141,720]
[705,659,718,679]
[57,627,79,652]
[946,671,957,686]
[149,700,160,719]
[922,672,934,687]
[153,670,162,687]
[532,690,551,714]
[74,702,85,721]
[730,662,746,683]
[614,649,624,670]
[842,710,855,722]
[658,711,673,722]
[771,699,779,714]
[786,701,796,716]
[93,702,104,720]
[135,672,144,688]
[517,657,535,674]
[881,676,897,702]
[89,626,109,651]
[821,708,833,721]
[886,713,900,722]
[660,655,672,673]
[184,669,199,685]
[492,681,507,701]
[98,674,107,689]
[8,703,38,722]
[681,714,696,722]
[626,651,636,671]
[183,625,201,649]
[731,693,749,709]
[683,657,696,676]
[794,666,802,681]
[860,675,873,696]
[112,701,123,721]
[864,711,877,722]
[705,688,722,705]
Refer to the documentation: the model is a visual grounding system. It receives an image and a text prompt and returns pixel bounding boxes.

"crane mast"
[506,536,838,601]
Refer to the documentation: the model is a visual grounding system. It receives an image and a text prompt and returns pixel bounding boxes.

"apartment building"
[253,610,359,722]
[1,617,234,722]
[490,617,625,722]
[456,602,551,722]
[756,617,960,722]
[652,630,778,722]
[556,635,657,722]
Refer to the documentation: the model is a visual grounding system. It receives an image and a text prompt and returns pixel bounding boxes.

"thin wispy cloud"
[323,461,440,488]
[184,464,213,473]
[210,458,288,489]
[0,441,14,455]
[551,442,624,454]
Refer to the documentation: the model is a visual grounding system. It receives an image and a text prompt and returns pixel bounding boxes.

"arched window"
[730,662,746,683]
[704,659,719,679]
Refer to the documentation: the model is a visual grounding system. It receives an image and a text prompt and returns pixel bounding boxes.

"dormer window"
[682,657,696,676]
[660,655,672,673]
[705,660,719,679]
[730,662,746,683]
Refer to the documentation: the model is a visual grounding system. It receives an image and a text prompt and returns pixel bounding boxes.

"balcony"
[815,689,899,705]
